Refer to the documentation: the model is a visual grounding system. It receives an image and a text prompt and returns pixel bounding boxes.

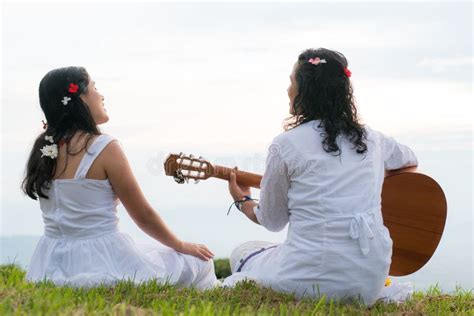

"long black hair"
[22,66,101,200]
[285,48,367,156]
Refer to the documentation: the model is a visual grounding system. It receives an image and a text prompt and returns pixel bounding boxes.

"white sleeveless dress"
[26,134,218,289]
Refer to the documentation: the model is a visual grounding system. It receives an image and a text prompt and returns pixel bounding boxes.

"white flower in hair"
[308,58,327,65]
[45,135,54,143]
[40,144,59,159]
[61,96,72,105]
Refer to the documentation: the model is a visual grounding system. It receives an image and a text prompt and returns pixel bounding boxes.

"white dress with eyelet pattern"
[223,120,418,305]
[26,134,217,289]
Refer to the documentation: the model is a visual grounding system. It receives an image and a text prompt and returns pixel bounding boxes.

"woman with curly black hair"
[225,48,418,305]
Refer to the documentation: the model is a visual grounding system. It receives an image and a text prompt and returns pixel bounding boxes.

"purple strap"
[236,245,278,272]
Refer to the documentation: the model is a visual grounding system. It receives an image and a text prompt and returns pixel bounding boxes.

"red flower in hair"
[68,83,79,93]
[344,67,352,78]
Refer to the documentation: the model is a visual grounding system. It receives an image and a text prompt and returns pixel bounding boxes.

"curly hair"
[285,48,367,156]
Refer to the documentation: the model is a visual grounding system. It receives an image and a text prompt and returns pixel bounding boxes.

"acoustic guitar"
[164,153,447,276]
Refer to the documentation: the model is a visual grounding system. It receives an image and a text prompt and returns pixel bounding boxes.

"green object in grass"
[213,258,232,279]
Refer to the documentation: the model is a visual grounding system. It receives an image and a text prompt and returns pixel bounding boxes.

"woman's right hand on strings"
[176,241,215,261]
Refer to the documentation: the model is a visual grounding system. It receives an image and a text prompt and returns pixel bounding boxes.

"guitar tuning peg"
[198,156,203,160]
[189,154,194,159]
[194,179,200,184]
[179,152,184,157]
[173,170,185,184]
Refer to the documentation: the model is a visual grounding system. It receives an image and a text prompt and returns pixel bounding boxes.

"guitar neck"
[209,164,419,191]
[212,165,262,189]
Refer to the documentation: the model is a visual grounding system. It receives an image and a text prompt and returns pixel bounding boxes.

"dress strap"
[74,134,116,180]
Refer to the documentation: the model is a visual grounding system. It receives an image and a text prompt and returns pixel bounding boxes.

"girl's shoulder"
[95,134,124,159]
[92,133,120,155]
[85,134,123,177]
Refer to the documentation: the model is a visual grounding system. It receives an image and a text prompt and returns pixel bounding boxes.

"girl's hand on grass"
[176,241,214,261]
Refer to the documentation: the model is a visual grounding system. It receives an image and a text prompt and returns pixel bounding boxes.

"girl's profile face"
[80,77,108,125]
[287,62,298,115]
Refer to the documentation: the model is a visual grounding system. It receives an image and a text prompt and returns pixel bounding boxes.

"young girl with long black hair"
[22,67,218,288]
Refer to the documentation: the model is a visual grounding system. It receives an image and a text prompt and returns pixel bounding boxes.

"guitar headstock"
[164,153,214,184]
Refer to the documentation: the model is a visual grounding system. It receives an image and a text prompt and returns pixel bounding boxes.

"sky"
[1,1,473,291]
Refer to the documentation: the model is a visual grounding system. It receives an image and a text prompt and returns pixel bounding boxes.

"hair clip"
[344,67,352,77]
[308,58,327,66]
[61,96,72,105]
[40,144,58,159]
[45,135,54,143]
[68,83,79,93]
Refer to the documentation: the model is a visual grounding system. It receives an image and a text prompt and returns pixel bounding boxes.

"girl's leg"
[230,240,279,273]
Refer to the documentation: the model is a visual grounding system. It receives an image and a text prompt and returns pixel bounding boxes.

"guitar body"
[382,168,447,276]
[164,154,447,276]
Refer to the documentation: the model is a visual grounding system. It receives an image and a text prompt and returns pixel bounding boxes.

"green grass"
[214,259,232,280]
[0,262,472,315]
